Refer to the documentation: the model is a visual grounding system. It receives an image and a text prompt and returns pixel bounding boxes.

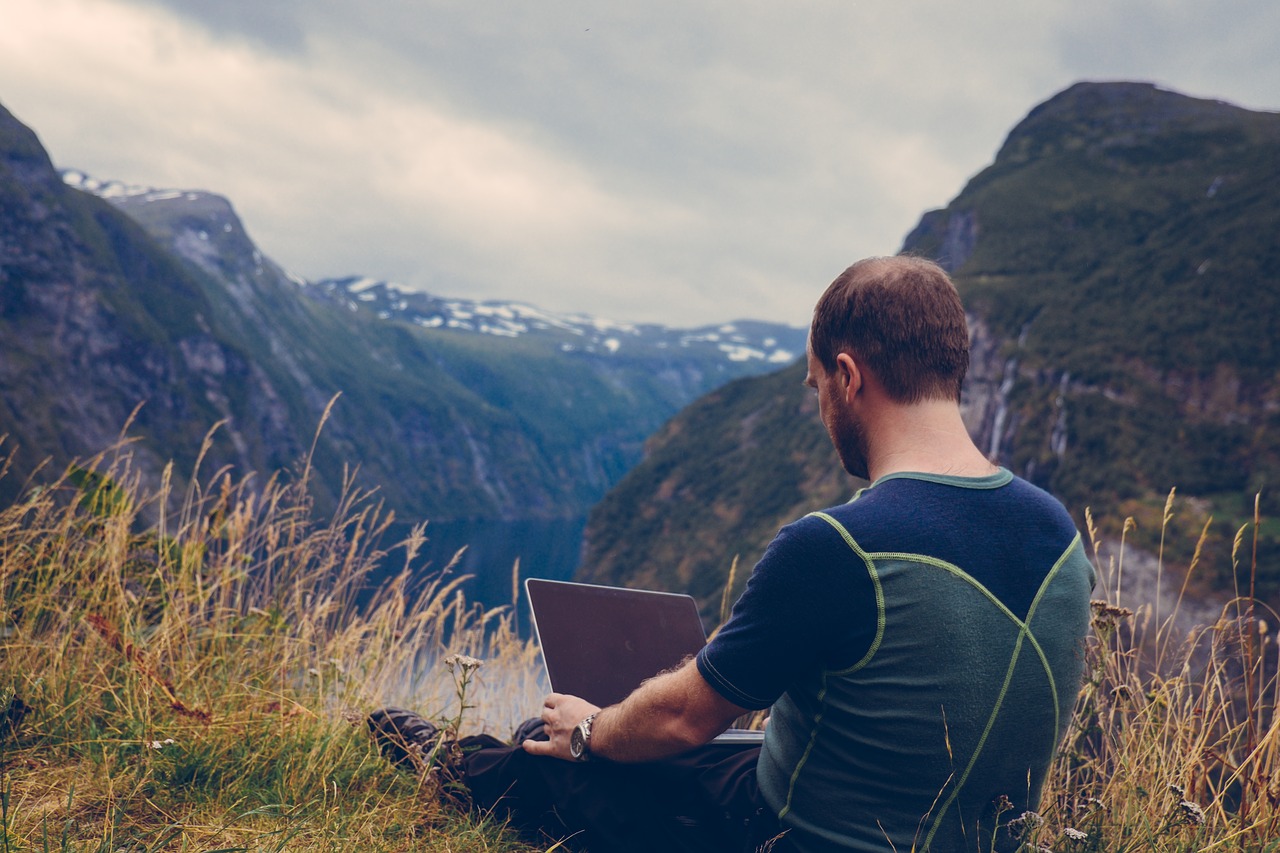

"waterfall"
[987,357,1018,460]
[1050,372,1070,458]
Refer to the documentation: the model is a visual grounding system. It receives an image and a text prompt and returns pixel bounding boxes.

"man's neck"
[863,397,997,483]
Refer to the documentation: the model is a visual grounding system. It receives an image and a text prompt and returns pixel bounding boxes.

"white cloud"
[3,0,1278,326]
[0,0,684,308]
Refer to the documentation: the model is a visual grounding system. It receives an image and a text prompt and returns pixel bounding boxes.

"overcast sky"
[3,0,1278,327]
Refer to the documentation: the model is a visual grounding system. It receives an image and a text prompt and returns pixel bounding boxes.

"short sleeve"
[696,515,877,710]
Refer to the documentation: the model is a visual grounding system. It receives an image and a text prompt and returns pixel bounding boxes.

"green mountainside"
[0,103,802,533]
[581,82,1280,617]
[579,361,848,609]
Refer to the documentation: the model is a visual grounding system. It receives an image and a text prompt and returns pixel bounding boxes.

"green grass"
[3,436,1280,851]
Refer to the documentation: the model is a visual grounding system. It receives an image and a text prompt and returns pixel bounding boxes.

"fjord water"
[362,516,587,634]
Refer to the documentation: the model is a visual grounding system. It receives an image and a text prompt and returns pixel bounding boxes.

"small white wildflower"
[1062,827,1088,843]
[1006,810,1043,842]
[444,654,484,671]
[148,738,175,749]
[1179,799,1205,826]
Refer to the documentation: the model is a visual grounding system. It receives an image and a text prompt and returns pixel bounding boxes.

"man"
[372,255,1095,852]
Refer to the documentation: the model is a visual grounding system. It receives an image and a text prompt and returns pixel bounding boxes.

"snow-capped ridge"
[313,276,805,366]
[61,169,209,204]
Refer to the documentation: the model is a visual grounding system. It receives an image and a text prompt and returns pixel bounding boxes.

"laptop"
[525,578,765,744]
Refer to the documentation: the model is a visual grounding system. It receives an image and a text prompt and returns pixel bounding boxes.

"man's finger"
[521,738,553,756]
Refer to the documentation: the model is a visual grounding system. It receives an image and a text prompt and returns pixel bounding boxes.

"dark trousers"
[457,727,783,852]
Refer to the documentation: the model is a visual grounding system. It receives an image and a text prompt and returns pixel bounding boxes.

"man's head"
[808,255,969,405]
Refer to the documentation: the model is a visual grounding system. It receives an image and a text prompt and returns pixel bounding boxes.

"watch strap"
[573,712,597,761]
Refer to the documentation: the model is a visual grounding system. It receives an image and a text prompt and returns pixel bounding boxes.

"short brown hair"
[809,256,969,403]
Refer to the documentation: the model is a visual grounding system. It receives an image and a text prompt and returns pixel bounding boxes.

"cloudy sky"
[3,0,1278,327]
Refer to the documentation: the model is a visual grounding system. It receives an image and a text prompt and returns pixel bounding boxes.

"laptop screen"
[526,578,709,708]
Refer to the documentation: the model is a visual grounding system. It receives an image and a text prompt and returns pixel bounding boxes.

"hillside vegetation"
[579,361,852,616]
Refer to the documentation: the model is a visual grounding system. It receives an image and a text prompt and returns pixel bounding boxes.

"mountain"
[1,108,302,510]
[578,360,848,612]
[580,82,1280,617]
[0,103,805,541]
[905,82,1280,511]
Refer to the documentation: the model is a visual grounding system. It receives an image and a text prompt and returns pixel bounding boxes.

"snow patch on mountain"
[62,169,200,204]
[313,276,804,366]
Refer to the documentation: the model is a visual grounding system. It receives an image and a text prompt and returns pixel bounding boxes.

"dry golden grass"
[1023,494,1280,852]
[0,432,548,852]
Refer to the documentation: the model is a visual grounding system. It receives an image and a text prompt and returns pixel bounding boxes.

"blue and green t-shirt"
[696,469,1095,852]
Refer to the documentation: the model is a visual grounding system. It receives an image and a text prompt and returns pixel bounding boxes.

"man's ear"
[834,352,861,402]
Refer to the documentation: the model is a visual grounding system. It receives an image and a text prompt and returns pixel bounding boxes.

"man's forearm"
[588,659,746,762]
[590,670,716,762]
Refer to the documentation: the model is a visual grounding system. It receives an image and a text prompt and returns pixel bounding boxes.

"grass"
[0,430,548,852]
[1024,495,1280,852]
[2,436,1278,851]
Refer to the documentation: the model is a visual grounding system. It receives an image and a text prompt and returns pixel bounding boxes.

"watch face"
[569,725,586,759]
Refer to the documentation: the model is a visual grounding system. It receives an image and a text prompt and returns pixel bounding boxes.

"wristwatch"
[569,712,597,762]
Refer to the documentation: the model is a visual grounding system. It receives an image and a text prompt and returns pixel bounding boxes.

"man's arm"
[521,657,750,763]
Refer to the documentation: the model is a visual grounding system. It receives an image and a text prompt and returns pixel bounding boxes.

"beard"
[827,397,870,481]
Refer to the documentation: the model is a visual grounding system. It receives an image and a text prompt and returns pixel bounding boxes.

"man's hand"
[521,693,601,761]
[519,659,751,764]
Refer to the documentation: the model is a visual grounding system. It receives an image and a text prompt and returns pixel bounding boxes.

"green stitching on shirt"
[920,533,1083,849]
[809,511,885,673]
[773,513,884,822]
[778,674,829,822]
[868,549,1061,705]
[869,468,1013,491]
[1023,533,1084,738]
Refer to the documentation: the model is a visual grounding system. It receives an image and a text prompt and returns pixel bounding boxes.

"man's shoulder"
[764,511,862,566]
[807,470,1080,559]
